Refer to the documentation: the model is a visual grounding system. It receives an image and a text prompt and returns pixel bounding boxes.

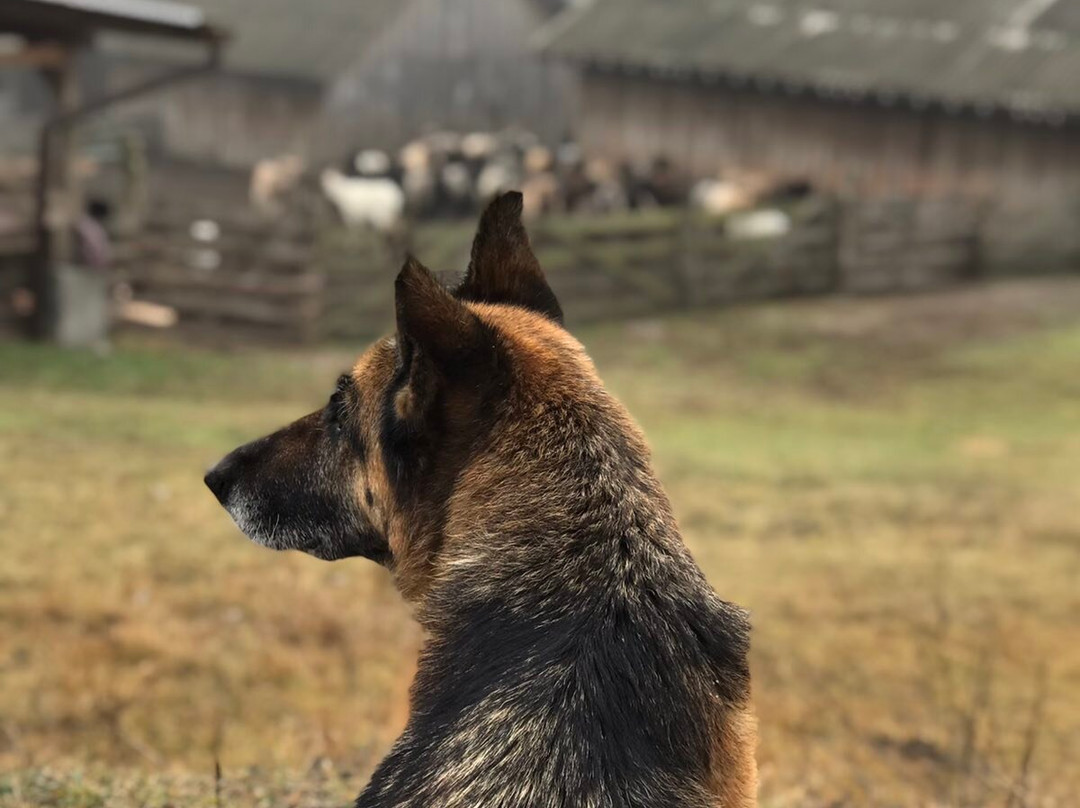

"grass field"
[1,279,1079,807]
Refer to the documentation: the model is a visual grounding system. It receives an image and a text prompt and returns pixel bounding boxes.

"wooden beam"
[0,41,70,70]
[31,55,80,340]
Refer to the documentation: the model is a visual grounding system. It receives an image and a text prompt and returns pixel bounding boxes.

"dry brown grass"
[2,278,1079,807]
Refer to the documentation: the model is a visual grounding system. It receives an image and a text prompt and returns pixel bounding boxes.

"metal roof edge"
[567,54,1080,127]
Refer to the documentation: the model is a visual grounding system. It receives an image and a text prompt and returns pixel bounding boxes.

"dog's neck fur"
[358,390,753,808]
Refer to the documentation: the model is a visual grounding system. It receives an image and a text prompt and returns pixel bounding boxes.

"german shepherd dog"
[205,193,757,807]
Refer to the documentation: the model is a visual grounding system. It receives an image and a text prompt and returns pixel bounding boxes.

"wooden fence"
[111,195,982,343]
[115,202,322,342]
[839,198,981,293]
[321,196,976,341]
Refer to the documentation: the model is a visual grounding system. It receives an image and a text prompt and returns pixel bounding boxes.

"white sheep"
[320,168,405,232]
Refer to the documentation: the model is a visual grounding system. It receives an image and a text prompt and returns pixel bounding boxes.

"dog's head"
[206,192,619,600]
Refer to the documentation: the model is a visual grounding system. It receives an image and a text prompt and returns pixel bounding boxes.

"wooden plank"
[145,208,316,242]
[136,239,311,268]
[852,233,975,254]
[536,210,682,241]
[0,42,69,70]
[540,238,678,273]
[132,267,325,297]
[140,288,320,327]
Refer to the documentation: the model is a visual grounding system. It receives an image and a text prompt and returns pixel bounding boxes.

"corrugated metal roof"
[40,0,206,28]
[0,0,220,41]
[542,0,1080,121]
[99,0,404,82]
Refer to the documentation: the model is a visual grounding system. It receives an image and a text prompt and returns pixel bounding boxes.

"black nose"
[204,459,236,506]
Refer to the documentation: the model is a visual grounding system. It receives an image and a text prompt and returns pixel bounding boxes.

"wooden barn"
[92,0,575,169]
[542,0,1080,199]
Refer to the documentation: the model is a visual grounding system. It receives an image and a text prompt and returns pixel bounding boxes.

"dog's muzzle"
[205,429,277,508]
[204,462,234,506]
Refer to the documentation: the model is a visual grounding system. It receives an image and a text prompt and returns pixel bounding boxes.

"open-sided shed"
[0,0,224,341]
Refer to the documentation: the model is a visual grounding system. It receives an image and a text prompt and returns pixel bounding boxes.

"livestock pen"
[108,195,983,345]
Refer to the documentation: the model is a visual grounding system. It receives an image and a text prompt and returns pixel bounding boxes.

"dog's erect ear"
[386,258,496,489]
[395,255,492,386]
[457,191,563,324]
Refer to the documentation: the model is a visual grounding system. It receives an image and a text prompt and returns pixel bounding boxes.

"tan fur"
[709,707,759,807]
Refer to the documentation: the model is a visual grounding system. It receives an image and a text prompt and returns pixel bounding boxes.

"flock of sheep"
[251,129,813,237]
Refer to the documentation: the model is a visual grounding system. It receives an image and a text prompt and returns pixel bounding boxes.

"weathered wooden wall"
[576,71,1080,199]
[315,0,577,156]
[100,65,322,169]
[0,71,48,156]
